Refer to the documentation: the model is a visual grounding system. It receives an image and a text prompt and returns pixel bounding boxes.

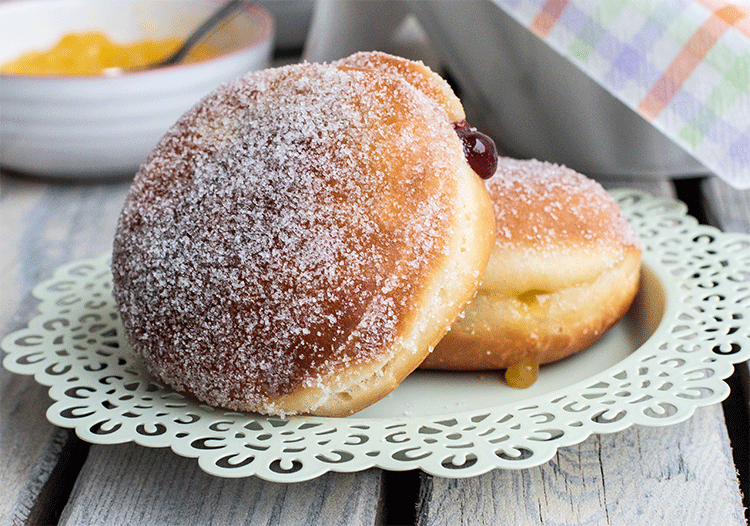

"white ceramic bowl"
[0,0,274,178]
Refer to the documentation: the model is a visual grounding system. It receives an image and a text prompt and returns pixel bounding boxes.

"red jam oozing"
[453,120,498,179]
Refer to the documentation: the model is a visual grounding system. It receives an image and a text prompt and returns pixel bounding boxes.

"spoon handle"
[160,0,248,67]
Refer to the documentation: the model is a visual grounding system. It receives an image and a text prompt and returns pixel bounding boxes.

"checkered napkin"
[491,0,749,188]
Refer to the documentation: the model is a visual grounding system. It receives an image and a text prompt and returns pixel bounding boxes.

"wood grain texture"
[1,174,132,525]
[58,443,384,526]
[2,171,746,525]
[701,175,750,519]
[417,405,744,526]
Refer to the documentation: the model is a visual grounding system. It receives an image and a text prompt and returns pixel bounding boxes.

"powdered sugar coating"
[333,51,465,122]
[111,61,467,415]
[422,157,643,371]
[487,157,641,252]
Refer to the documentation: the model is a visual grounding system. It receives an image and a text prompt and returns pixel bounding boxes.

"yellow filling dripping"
[504,358,539,389]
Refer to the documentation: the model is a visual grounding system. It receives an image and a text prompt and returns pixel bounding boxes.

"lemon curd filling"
[504,358,539,389]
[0,31,217,76]
[515,289,550,312]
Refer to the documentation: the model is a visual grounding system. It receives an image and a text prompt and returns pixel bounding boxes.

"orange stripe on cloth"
[696,0,750,36]
[531,0,571,37]
[639,4,748,119]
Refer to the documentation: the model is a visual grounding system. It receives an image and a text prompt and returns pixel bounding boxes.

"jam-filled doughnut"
[420,157,642,380]
[112,52,496,417]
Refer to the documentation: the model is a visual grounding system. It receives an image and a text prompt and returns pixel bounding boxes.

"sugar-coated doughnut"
[111,52,496,417]
[420,157,642,373]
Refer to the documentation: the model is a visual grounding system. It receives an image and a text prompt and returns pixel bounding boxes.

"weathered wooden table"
[1,171,747,525]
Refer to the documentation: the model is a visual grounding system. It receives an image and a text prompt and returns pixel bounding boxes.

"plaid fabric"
[492,0,750,188]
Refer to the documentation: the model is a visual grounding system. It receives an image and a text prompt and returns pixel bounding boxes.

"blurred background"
[4,0,744,184]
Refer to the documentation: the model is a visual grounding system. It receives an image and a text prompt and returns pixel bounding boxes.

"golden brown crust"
[334,51,465,122]
[421,157,641,371]
[421,248,641,369]
[112,52,494,416]
[270,158,495,415]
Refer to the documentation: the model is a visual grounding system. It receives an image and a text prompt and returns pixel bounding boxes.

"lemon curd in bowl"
[0,31,218,76]
[0,0,274,178]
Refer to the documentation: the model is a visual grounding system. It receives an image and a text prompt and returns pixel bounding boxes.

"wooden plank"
[417,404,744,526]
[58,443,384,526]
[700,175,750,519]
[0,174,133,525]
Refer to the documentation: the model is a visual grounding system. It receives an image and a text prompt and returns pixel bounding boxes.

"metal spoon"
[104,0,247,74]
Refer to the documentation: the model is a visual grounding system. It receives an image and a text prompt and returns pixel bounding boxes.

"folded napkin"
[304,0,748,187]
[493,0,749,187]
